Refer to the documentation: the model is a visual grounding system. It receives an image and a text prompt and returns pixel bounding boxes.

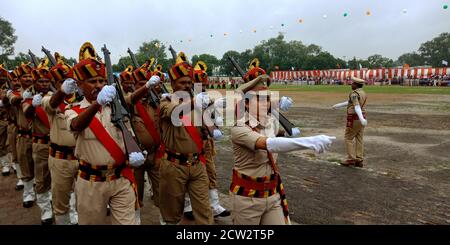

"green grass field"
[269,85,450,95]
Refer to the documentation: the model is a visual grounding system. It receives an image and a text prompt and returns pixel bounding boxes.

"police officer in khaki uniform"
[230,60,335,225]
[123,62,162,224]
[332,76,368,167]
[65,42,144,225]
[23,59,54,225]
[40,53,79,225]
[120,65,135,97]
[7,63,36,208]
[183,61,230,218]
[159,52,213,225]
[0,65,11,176]
[4,70,24,190]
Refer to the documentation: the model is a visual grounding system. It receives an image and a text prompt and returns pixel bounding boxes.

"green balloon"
[281,23,285,27]
[344,13,348,17]
[444,5,448,9]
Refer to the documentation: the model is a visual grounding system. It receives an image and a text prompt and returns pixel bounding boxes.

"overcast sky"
[1,0,449,64]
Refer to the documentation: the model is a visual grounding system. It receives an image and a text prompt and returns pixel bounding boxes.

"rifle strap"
[71,105,126,165]
[24,99,50,128]
[180,115,206,164]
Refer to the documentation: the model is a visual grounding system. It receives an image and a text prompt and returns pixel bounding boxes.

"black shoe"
[184,211,195,221]
[355,161,364,168]
[15,184,24,191]
[41,218,53,225]
[2,171,10,176]
[214,209,231,218]
[23,201,34,208]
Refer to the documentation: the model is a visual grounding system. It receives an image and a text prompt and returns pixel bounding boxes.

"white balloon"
[322,14,327,19]
[402,9,407,14]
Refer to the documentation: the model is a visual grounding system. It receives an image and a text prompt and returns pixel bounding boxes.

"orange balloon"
[298,19,303,23]
[366,10,371,16]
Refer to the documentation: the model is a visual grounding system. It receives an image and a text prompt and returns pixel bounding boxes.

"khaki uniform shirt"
[22,92,52,136]
[125,95,160,152]
[160,97,204,154]
[230,114,279,177]
[346,88,367,114]
[42,95,76,147]
[7,88,31,130]
[65,98,126,166]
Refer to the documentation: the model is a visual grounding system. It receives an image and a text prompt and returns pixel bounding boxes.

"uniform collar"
[79,97,91,109]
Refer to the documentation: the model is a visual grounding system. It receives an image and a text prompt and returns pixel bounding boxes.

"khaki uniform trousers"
[0,122,8,156]
[159,159,213,224]
[345,120,365,162]
[7,124,18,162]
[134,152,160,208]
[17,136,34,181]
[204,139,217,189]
[75,177,136,225]
[48,156,78,215]
[32,143,51,194]
[231,193,285,225]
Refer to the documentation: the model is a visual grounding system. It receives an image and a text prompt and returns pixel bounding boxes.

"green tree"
[6,52,30,68]
[219,50,241,76]
[367,54,394,68]
[191,54,219,76]
[395,52,424,67]
[418,32,450,67]
[0,17,18,64]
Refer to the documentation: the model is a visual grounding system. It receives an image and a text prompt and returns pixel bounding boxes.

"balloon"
[322,14,327,19]
[402,9,407,14]
[253,29,257,33]
[343,13,348,17]
[444,5,448,9]
[188,39,192,42]
[180,40,183,43]
[224,33,228,37]
[281,23,285,27]
[210,34,213,38]
[298,19,303,23]
[239,29,243,33]
[366,10,371,16]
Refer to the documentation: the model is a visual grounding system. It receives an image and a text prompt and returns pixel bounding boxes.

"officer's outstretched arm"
[332,101,348,109]
[262,135,336,154]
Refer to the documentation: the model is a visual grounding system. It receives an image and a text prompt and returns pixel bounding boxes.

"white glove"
[332,101,348,109]
[146,75,161,88]
[354,105,367,127]
[215,116,224,126]
[6,89,13,98]
[32,94,43,107]
[285,127,301,137]
[96,85,117,106]
[22,90,33,100]
[195,92,210,109]
[213,129,223,141]
[129,152,145,167]
[161,93,170,100]
[61,78,78,94]
[279,96,294,111]
[266,135,336,154]
[214,98,226,109]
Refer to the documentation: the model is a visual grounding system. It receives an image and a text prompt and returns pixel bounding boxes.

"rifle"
[169,45,217,137]
[38,46,58,93]
[151,57,169,94]
[102,44,142,156]
[127,48,160,107]
[28,50,40,68]
[227,56,296,136]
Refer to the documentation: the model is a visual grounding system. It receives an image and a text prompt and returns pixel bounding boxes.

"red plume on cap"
[31,58,54,81]
[168,52,193,82]
[50,52,72,82]
[72,42,106,81]
[244,58,266,82]
[120,65,134,82]
[15,63,33,78]
[193,61,208,84]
